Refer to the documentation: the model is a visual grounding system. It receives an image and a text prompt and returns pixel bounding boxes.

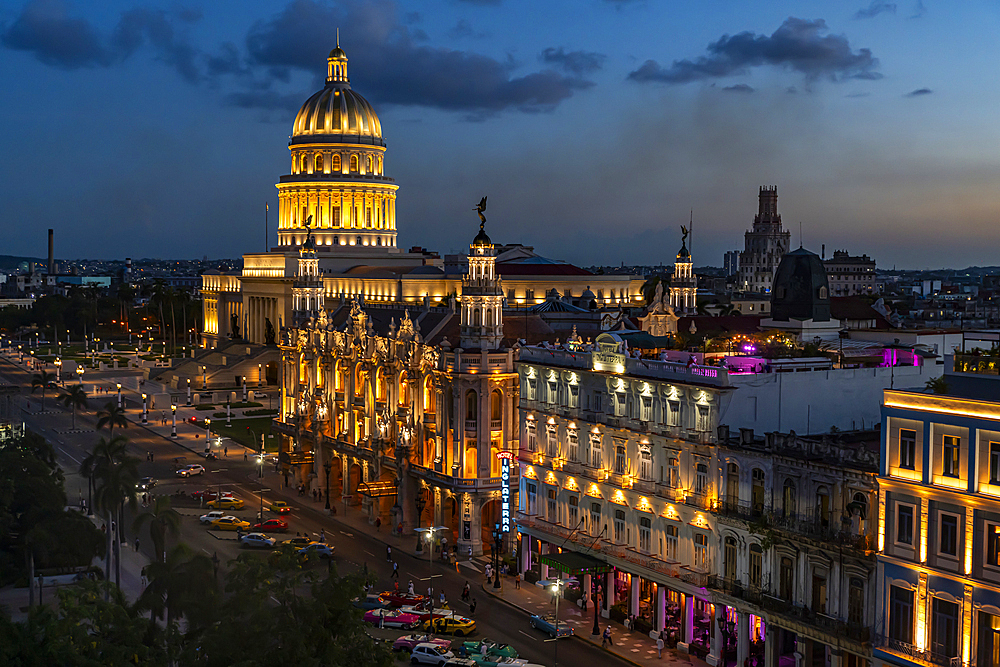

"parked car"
[528,613,573,638]
[459,641,517,659]
[399,607,461,623]
[176,464,205,477]
[206,497,245,510]
[136,477,156,491]
[392,634,451,652]
[469,656,533,667]
[268,501,292,515]
[210,516,250,531]
[410,643,455,666]
[239,533,276,549]
[381,591,431,609]
[353,593,391,611]
[443,660,477,667]
[282,536,315,548]
[296,543,334,560]
[252,518,289,533]
[422,616,476,636]
[191,489,234,501]
[199,510,227,525]
[363,609,422,629]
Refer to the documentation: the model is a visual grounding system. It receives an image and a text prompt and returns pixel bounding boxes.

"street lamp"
[141,393,148,424]
[116,383,122,409]
[186,378,192,406]
[171,405,177,438]
[54,357,61,384]
[205,418,212,452]
[226,400,232,426]
[202,366,207,390]
[324,460,332,510]
[550,580,565,667]
[75,365,84,386]
[258,363,263,387]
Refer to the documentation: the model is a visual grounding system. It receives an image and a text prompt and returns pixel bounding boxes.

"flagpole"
[265,202,269,251]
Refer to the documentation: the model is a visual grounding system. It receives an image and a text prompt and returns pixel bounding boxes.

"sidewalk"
[479,576,707,667]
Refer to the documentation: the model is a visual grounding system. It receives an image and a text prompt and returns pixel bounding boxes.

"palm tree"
[31,369,56,411]
[82,435,129,591]
[136,543,216,654]
[133,495,181,564]
[93,445,140,591]
[59,385,89,430]
[96,401,128,440]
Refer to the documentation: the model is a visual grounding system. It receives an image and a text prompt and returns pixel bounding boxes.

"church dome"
[770,247,831,322]
[290,46,383,146]
[472,224,492,247]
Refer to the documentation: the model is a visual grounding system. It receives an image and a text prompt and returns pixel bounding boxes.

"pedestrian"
[394,580,400,592]
[515,573,521,589]
[379,609,385,629]
[141,574,147,588]
[375,517,381,531]
[320,529,326,543]
[439,591,446,607]
[391,561,399,579]
[224,446,228,457]
[386,545,392,562]
[624,615,631,632]
[244,451,248,461]
[468,545,473,560]
[462,582,470,601]
[470,597,477,615]
[134,537,139,552]
[657,636,664,658]
[408,580,415,595]
[603,626,612,648]
[427,586,433,600]
[296,531,301,537]
[582,593,588,612]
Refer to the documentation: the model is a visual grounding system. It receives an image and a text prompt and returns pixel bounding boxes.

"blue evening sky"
[1,0,998,269]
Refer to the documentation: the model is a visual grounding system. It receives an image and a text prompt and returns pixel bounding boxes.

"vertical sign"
[497,451,514,532]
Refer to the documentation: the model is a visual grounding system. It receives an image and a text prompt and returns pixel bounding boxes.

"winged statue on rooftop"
[474,196,487,226]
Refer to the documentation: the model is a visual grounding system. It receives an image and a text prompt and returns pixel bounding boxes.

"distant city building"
[724,250,740,277]
[824,250,876,296]
[739,186,791,294]
[670,232,696,315]
[761,247,841,342]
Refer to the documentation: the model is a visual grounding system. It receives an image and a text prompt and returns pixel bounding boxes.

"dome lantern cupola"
[327,31,349,84]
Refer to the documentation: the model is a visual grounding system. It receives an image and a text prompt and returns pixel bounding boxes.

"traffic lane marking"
[518,630,538,641]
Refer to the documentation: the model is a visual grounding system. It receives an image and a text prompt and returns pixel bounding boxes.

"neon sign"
[497,451,514,532]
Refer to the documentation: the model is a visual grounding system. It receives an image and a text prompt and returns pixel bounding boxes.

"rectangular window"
[664,525,678,560]
[567,429,579,462]
[779,557,794,601]
[931,597,959,658]
[525,422,536,452]
[988,523,1000,567]
[547,489,557,523]
[615,445,627,475]
[695,463,709,495]
[593,392,602,413]
[897,504,914,545]
[525,378,537,401]
[590,434,603,469]
[940,513,959,557]
[526,482,537,515]
[568,384,579,408]
[899,429,916,470]
[694,533,708,570]
[696,405,710,432]
[614,509,626,543]
[991,442,1000,484]
[546,381,557,404]
[665,400,680,426]
[546,425,558,457]
[590,503,602,537]
[639,449,652,480]
[942,435,960,478]
[749,548,762,588]
[848,578,865,626]
[889,586,914,644]
[614,392,626,417]
[568,496,579,528]
[641,396,652,422]
[639,517,651,552]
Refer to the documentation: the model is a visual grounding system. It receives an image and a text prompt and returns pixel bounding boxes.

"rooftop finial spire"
[337,28,340,48]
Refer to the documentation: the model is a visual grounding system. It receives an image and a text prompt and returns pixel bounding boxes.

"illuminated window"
[366,155,372,172]
[942,435,960,477]
[991,442,1000,483]
[568,495,578,526]
[614,445,626,475]
[639,517,651,552]
[896,504,914,545]
[931,597,959,658]
[332,154,342,171]
[589,433,603,469]
[664,525,678,560]
[547,489,557,522]
[639,449,652,480]
[590,502,602,536]
[332,206,341,227]
[939,513,958,557]
[567,429,578,461]
[667,456,679,488]
[695,463,708,495]
[525,421,536,452]
[694,533,708,569]
[988,523,1000,566]
[899,429,916,470]
[350,155,358,171]
[315,153,324,172]
[613,509,626,543]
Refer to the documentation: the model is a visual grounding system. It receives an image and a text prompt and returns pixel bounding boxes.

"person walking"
[514,573,520,589]
[134,537,140,553]
[319,529,326,543]
[462,582,470,602]
[408,579,415,595]
[469,597,477,615]
[224,446,228,458]
[656,636,664,659]
[244,450,248,461]
[375,517,381,531]
[602,626,612,648]
[394,580,400,592]
[391,561,399,579]
[386,545,392,562]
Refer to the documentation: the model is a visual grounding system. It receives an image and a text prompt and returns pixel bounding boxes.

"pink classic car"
[392,634,453,652]
[363,608,422,629]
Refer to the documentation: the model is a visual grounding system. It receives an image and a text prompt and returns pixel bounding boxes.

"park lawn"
[208,416,278,452]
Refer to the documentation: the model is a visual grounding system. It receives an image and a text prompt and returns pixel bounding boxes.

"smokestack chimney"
[47,229,54,275]
[821,244,825,260]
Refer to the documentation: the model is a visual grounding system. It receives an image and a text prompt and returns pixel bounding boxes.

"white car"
[239,533,276,549]
[199,510,226,525]
[411,644,455,666]
[177,464,205,477]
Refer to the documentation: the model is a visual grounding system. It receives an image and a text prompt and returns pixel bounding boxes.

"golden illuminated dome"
[291,44,383,146]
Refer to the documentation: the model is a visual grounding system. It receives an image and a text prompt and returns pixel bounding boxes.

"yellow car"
[211,516,251,531]
[268,501,292,515]
[207,497,245,510]
[422,615,477,636]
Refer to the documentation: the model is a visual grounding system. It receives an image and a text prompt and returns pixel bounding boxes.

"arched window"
[491,389,502,425]
[376,237,382,246]
[852,491,869,519]
[749,544,763,587]
[424,377,436,414]
[333,235,339,245]
[724,536,738,580]
[473,308,481,327]
[332,154,342,171]
[366,155,372,172]
[350,154,359,172]
[782,479,796,518]
[356,236,362,246]
[726,462,740,502]
[466,390,478,422]
[315,153,323,172]
[378,156,383,174]
[751,468,765,511]
[816,485,830,527]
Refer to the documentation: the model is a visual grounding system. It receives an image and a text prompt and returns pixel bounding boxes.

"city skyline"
[2,0,998,269]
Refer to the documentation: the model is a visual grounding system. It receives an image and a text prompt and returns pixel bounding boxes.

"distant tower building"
[291,230,323,322]
[739,186,791,293]
[460,219,504,350]
[670,230,696,314]
[723,250,740,277]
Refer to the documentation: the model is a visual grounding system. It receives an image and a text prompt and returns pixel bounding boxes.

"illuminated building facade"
[875,355,1000,667]
[274,223,520,554]
[739,186,791,294]
[670,235,696,315]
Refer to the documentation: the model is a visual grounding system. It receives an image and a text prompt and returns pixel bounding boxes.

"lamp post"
[141,393,148,424]
[202,365,207,390]
[116,383,122,409]
[324,460,332,510]
[54,358,61,384]
[226,401,232,427]
[242,376,248,403]
[550,580,564,667]
[186,378,192,406]
[205,419,211,453]
[171,405,177,438]
[258,363,263,387]
[76,365,84,386]
[492,524,503,589]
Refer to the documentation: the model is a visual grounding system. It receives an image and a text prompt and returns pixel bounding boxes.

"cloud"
[853,1,896,19]
[240,0,594,114]
[627,17,879,84]
[905,87,932,96]
[911,0,927,18]
[0,0,201,80]
[447,18,487,40]
[541,47,606,75]
[722,83,754,93]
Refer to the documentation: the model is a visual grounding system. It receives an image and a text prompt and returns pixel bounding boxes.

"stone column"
[656,585,666,633]
[707,614,722,667]
[793,637,805,667]
[829,647,841,667]
[520,535,531,573]
[539,541,549,580]
[630,575,640,617]
[737,611,750,667]
[679,593,695,650]
[602,571,613,618]
[764,622,776,667]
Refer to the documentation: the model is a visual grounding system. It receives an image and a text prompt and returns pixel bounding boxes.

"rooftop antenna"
[336,28,340,48]
[799,221,803,249]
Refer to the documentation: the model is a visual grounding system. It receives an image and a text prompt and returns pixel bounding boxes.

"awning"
[539,550,612,575]
[358,480,398,498]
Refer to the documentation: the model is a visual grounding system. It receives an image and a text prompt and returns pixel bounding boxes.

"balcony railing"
[465,419,477,431]
[490,419,502,431]
[770,511,875,552]
[713,495,769,521]
[762,594,871,644]
[874,635,960,666]
[411,464,514,491]
[684,491,712,510]
[707,576,764,605]
[422,412,435,425]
